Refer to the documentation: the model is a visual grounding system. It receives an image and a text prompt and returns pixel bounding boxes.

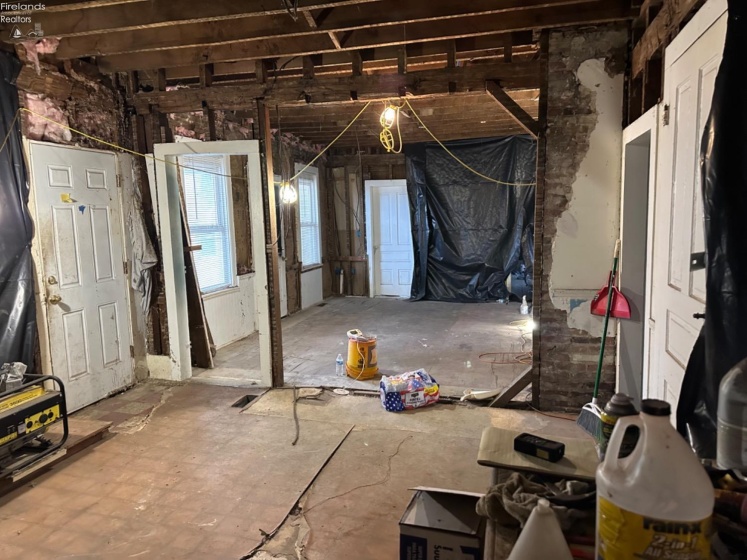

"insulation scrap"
[19,38,60,75]
[22,93,72,143]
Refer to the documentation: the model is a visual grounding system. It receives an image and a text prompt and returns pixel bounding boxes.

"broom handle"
[593,240,621,401]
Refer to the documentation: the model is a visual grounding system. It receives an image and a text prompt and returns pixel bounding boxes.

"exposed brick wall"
[534,25,628,412]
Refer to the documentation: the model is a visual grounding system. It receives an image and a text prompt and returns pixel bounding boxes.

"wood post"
[256,99,284,387]
[531,30,549,410]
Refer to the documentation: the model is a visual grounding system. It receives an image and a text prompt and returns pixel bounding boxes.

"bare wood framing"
[132,61,540,113]
[94,2,632,71]
[350,51,363,77]
[50,0,591,59]
[489,366,532,407]
[631,0,701,77]
[531,30,549,409]
[1,0,146,13]
[17,0,382,38]
[486,80,538,137]
[159,34,535,82]
[256,100,284,387]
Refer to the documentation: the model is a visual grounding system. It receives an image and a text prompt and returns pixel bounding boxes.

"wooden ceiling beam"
[54,0,585,59]
[10,0,380,38]
[1,0,145,13]
[631,0,701,77]
[486,80,538,136]
[132,61,539,113]
[97,2,631,71]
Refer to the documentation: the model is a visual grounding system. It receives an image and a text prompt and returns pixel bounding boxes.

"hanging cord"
[288,101,372,183]
[1,105,371,186]
[379,100,404,154]
[404,99,537,187]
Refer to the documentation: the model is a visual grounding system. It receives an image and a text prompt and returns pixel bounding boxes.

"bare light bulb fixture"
[381,105,397,128]
[279,182,298,204]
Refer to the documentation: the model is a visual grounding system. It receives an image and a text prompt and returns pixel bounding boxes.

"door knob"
[48,294,62,305]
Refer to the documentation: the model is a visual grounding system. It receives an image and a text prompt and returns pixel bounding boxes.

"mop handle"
[593,240,621,400]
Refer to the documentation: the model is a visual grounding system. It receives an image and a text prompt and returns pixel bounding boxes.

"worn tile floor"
[196,297,532,397]
[0,381,581,560]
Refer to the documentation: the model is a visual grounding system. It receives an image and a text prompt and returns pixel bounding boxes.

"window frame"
[295,164,322,270]
[179,153,238,295]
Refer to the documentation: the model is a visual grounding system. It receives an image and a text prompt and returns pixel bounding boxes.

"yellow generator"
[0,375,68,477]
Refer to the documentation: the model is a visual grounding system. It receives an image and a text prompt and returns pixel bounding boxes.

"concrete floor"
[195,297,532,397]
[0,381,582,559]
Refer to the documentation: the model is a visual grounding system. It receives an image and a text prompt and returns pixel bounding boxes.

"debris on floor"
[380,369,440,412]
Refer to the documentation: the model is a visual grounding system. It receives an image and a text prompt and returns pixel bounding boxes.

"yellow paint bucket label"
[598,497,711,560]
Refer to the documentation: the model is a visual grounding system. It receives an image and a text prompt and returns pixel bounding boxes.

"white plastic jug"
[507,498,573,560]
[596,399,714,559]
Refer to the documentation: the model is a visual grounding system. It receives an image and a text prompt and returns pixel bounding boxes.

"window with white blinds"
[179,154,236,293]
[298,168,321,268]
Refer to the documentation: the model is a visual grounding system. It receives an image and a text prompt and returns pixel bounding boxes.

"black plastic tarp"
[678,0,747,457]
[0,53,36,368]
[405,136,536,302]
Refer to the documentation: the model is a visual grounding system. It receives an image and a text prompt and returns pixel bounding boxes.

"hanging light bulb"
[380,105,397,128]
[279,181,298,204]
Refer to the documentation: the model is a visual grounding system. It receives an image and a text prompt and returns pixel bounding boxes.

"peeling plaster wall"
[550,58,624,335]
[535,25,628,411]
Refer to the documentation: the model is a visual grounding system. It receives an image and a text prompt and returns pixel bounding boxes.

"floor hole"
[232,395,259,408]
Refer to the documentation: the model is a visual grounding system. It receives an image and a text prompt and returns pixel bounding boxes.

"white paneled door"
[366,180,414,298]
[649,2,726,416]
[30,142,133,412]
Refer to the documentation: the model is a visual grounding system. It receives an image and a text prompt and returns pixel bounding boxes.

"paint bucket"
[345,329,378,380]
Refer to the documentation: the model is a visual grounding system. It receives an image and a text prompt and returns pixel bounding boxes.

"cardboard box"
[399,487,485,560]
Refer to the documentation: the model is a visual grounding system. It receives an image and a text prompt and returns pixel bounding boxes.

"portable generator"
[0,375,68,477]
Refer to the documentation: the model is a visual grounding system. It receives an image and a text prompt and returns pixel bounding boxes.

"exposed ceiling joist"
[10,0,381,38]
[132,61,539,113]
[157,34,535,82]
[1,0,145,13]
[97,2,632,72]
[53,0,584,59]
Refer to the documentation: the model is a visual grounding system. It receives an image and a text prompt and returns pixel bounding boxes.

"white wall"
[301,268,323,309]
[203,273,256,349]
[550,58,624,337]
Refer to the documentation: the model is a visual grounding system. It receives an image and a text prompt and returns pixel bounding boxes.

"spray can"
[596,399,714,559]
[599,393,639,460]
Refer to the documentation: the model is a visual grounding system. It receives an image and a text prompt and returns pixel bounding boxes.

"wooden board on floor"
[477,427,598,481]
[0,417,111,493]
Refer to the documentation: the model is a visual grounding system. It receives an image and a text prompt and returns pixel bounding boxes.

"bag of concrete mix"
[381,369,439,412]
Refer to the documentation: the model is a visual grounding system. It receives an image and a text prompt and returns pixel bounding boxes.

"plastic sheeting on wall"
[405,136,536,302]
[0,53,36,367]
[678,0,747,457]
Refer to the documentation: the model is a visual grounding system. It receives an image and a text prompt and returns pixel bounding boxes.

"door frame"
[25,140,135,394]
[648,0,726,407]
[618,105,658,404]
[152,140,271,385]
[364,179,409,298]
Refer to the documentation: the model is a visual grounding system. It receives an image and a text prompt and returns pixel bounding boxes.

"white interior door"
[649,2,726,415]
[29,142,133,411]
[366,180,414,298]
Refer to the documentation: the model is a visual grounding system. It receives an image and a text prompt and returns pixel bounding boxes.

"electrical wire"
[1,104,371,187]
[288,101,372,183]
[404,99,537,187]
